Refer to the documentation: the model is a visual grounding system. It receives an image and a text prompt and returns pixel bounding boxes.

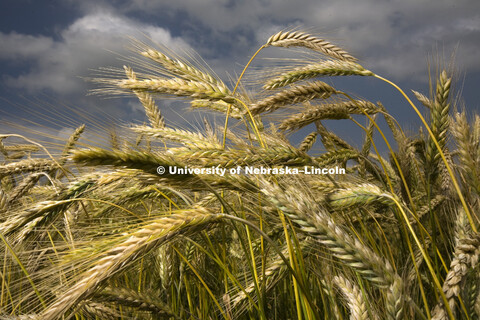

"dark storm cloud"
[0,0,479,125]
[1,0,479,93]
[123,0,480,79]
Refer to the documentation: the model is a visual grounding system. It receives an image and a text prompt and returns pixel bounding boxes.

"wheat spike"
[279,100,379,131]
[82,301,120,320]
[191,99,243,119]
[327,183,396,209]
[7,172,46,204]
[261,180,399,287]
[250,81,338,115]
[117,77,234,102]
[124,66,165,129]
[131,125,222,149]
[0,159,57,178]
[431,234,480,319]
[72,147,180,176]
[426,70,451,180]
[264,60,373,89]
[412,90,432,109]
[451,112,480,192]
[2,144,40,153]
[298,131,318,152]
[141,48,226,87]
[0,189,8,212]
[266,31,357,62]
[334,275,370,320]
[95,286,179,318]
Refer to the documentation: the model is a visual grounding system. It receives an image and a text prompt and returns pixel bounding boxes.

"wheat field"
[0,30,479,319]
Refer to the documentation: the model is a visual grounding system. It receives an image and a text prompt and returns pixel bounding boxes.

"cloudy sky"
[1,0,479,148]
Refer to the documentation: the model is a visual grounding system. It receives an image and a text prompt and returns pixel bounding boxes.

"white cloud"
[0,11,191,94]
[0,32,55,60]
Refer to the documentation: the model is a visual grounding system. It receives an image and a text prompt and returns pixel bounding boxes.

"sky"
[0,0,479,150]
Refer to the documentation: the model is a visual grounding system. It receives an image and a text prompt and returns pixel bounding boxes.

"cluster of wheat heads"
[1,29,480,319]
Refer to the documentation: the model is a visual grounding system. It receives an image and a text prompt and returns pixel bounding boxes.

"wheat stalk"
[0,189,7,212]
[0,314,39,319]
[334,275,370,320]
[431,234,480,319]
[191,99,243,119]
[124,66,165,129]
[327,183,396,209]
[298,131,318,152]
[60,124,85,162]
[266,31,357,62]
[7,172,46,204]
[0,178,93,238]
[0,159,57,178]
[314,121,345,150]
[412,90,432,109]
[40,208,222,320]
[95,286,179,318]
[250,81,338,115]
[131,125,222,149]
[426,70,451,180]
[141,47,226,87]
[315,149,359,167]
[72,147,182,176]
[261,180,398,287]
[451,111,480,192]
[264,60,373,89]
[231,245,290,309]
[2,144,40,153]
[82,301,120,320]
[279,100,379,131]
[114,77,234,102]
